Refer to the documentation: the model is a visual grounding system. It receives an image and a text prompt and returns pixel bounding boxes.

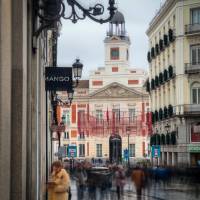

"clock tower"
[104,11,131,69]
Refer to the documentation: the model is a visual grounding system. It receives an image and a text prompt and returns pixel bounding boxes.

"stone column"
[10,0,27,199]
[0,0,12,199]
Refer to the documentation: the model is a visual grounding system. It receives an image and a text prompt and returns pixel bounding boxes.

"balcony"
[185,23,200,35]
[173,104,200,117]
[185,63,200,74]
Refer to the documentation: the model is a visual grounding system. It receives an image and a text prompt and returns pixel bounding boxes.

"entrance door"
[109,134,122,164]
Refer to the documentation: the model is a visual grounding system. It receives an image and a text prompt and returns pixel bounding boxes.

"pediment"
[90,82,145,98]
[110,36,120,41]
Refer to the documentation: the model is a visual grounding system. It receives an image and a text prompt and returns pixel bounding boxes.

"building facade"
[146,0,200,167]
[56,12,150,163]
[0,1,57,199]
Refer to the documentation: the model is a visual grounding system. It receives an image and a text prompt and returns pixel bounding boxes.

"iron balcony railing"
[185,63,200,74]
[173,104,200,116]
[185,23,200,35]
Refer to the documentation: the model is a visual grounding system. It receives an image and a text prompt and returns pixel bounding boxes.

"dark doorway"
[109,134,122,164]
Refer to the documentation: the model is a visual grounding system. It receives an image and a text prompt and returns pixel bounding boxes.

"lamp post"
[34,0,116,37]
[126,126,131,168]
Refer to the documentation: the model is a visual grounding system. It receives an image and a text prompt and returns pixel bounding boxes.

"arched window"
[191,82,200,104]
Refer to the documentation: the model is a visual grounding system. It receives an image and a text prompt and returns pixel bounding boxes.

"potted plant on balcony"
[168,104,173,117]
[171,131,177,145]
[147,51,151,63]
[163,69,168,82]
[164,106,168,119]
[151,79,155,90]
[155,110,159,122]
[168,29,175,42]
[156,134,161,145]
[164,34,169,47]
[168,65,174,78]
[146,80,150,92]
[159,72,164,85]
[151,47,155,58]
[159,108,163,121]
[159,39,164,51]
[155,76,159,87]
[166,133,171,145]
[161,134,166,145]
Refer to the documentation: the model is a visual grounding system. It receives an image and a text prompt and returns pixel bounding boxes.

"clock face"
[110,47,119,60]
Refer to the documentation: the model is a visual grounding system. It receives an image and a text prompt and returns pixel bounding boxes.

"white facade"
[147,0,200,167]
[57,12,150,163]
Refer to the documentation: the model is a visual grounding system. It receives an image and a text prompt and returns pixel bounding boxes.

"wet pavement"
[70,177,200,200]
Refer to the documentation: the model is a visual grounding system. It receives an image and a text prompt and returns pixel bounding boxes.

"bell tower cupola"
[104,11,130,69]
[108,11,126,37]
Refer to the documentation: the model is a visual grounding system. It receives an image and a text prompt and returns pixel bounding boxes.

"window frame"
[129,143,135,157]
[96,144,102,157]
[110,47,120,60]
[191,7,200,24]
[79,144,85,157]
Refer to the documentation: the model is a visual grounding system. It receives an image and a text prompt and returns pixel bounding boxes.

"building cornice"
[146,0,179,35]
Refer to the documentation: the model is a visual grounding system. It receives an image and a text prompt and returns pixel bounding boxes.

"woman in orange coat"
[48,161,71,200]
[131,166,145,200]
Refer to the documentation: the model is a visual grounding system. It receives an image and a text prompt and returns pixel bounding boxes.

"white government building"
[55,11,150,163]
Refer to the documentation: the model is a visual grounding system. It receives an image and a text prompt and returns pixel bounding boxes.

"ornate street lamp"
[34,0,116,37]
[72,58,83,86]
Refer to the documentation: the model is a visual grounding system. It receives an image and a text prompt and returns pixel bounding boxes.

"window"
[64,132,69,139]
[96,144,102,157]
[112,109,120,122]
[63,110,70,125]
[79,144,85,157]
[191,83,200,104]
[96,110,103,124]
[110,48,119,60]
[126,49,129,60]
[79,132,85,139]
[129,109,136,122]
[129,144,135,157]
[191,8,200,24]
[191,45,200,65]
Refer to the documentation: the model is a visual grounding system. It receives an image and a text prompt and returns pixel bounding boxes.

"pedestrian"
[74,163,87,199]
[47,160,71,200]
[131,165,145,200]
[115,165,126,199]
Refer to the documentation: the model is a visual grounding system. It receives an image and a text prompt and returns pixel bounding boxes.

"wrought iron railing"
[185,63,200,74]
[185,23,200,34]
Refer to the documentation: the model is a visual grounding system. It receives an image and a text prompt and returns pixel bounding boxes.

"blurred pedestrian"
[131,165,145,200]
[74,163,87,199]
[115,165,126,199]
[47,160,71,200]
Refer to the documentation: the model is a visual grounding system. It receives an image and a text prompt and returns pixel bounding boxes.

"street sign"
[58,146,67,158]
[45,67,73,91]
[124,149,129,160]
[68,145,77,158]
[151,145,160,158]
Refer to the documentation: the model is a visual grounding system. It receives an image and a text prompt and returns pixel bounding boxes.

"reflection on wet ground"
[70,177,200,200]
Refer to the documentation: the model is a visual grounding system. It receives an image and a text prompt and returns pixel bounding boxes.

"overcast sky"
[58,0,165,78]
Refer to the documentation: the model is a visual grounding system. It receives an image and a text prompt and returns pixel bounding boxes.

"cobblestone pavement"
[70,178,200,200]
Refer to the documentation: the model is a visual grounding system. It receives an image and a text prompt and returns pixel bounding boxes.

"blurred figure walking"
[131,166,145,200]
[115,165,126,199]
